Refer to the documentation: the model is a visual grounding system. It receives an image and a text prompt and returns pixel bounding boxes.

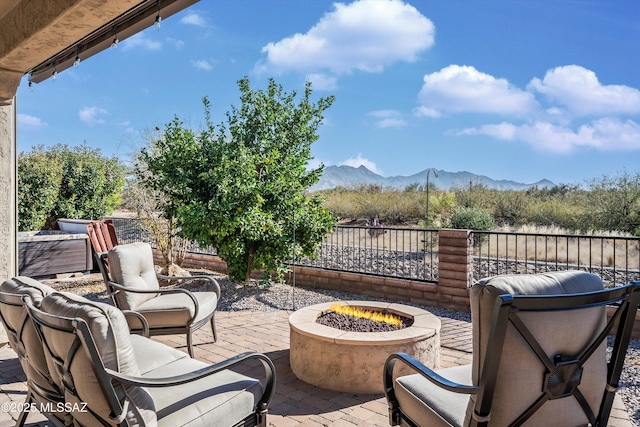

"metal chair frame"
[384,282,640,427]
[24,296,276,427]
[87,219,221,357]
[95,251,220,357]
[0,291,68,427]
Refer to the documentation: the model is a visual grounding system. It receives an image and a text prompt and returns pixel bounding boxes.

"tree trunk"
[245,244,255,283]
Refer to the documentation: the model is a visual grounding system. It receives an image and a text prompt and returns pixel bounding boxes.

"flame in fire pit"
[328,303,403,327]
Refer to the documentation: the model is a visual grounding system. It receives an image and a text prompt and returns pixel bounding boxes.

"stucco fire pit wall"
[289,301,441,394]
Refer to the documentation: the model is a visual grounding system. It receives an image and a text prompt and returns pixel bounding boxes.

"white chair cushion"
[131,291,218,329]
[108,242,160,310]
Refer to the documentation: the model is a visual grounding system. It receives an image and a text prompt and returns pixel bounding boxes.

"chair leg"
[210,312,217,343]
[187,329,195,358]
[16,393,31,427]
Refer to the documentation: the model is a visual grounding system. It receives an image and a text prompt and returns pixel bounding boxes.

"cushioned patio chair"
[384,271,640,427]
[96,241,221,357]
[24,291,276,427]
[0,277,71,426]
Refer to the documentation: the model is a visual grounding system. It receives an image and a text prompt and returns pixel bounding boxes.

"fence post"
[437,229,473,311]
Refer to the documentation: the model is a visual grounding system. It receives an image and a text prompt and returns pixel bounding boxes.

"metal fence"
[472,230,640,288]
[110,218,640,287]
[298,226,439,282]
[109,218,217,255]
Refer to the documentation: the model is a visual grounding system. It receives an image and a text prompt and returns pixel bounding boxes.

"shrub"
[17,147,63,231]
[448,207,494,231]
[18,144,125,231]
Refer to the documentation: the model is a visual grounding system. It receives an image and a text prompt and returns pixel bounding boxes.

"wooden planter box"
[18,231,93,277]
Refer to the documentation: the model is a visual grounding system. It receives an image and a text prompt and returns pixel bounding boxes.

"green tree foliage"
[18,144,125,231]
[136,77,336,283]
[17,147,63,231]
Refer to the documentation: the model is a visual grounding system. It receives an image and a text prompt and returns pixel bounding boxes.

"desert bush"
[322,185,455,225]
[448,206,494,231]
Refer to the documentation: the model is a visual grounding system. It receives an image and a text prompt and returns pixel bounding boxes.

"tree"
[136,77,336,283]
[18,144,125,231]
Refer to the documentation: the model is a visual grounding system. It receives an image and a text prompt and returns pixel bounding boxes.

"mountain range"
[311,165,555,191]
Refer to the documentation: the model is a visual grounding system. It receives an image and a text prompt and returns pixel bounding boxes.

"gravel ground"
[44,272,640,426]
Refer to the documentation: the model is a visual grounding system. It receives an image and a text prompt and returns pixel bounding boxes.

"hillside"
[311,165,555,191]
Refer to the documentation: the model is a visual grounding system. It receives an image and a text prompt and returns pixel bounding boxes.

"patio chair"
[384,271,640,427]
[96,241,221,357]
[24,291,275,427]
[0,277,72,427]
[87,218,119,254]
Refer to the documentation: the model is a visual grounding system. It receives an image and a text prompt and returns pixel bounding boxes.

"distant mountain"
[311,165,555,191]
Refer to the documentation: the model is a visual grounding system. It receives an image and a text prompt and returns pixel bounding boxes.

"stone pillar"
[437,229,473,311]
[0,97,17,345]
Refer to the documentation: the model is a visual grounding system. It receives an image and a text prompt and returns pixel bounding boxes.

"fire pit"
[289,301,440,394]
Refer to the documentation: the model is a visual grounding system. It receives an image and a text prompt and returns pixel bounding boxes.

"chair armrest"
[384,352,478,395]
[105,351,276,410]
[107,280,201,324]
[156,274,222,299]
[121,310,150,337]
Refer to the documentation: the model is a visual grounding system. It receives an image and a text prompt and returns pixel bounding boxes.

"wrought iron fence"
[109,217,640,287]
[472,230,640,288]
[297,226,439,283]
[109,218,216,255]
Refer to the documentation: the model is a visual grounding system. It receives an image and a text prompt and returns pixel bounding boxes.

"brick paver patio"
[0,310,633,426]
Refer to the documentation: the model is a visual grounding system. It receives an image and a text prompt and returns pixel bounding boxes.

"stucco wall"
[0,100,17,345]
[0,101,17,283]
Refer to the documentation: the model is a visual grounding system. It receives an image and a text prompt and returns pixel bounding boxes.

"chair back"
[0,277,74,425]
[25,291,157,427]
[467,271,639,426]
[87,219,119,254]
[106,242,160,311]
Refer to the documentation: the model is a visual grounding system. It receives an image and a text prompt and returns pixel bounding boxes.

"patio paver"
[0,310,633,426]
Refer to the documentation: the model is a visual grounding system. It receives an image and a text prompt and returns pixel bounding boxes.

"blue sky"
[16,0,640,186]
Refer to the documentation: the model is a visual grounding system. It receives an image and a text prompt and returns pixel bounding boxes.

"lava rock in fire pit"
[316,312,413,332]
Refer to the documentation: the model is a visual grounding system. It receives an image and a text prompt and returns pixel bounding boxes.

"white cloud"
[528,65,640,117]
[18,114,46,129]
[122,32,162,51]
[191,59,213,71]
[180,12,206,27]
[458,118,640,153]
[258,0,434,75]
[340,154,383,175]
[368,110,407,128]
[166,37,185,49]
[79,107,108,125]
[418,65,538,116]
[307,73,338,91]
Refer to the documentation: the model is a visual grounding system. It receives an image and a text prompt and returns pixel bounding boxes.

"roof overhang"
[0,0,199,104]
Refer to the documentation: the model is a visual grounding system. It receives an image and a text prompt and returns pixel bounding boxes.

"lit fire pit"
[289,301,440,394]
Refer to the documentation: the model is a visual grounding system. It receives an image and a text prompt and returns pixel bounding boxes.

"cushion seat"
[395,365,471,427]
[132,291,218,329]
[142,356,264,427]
